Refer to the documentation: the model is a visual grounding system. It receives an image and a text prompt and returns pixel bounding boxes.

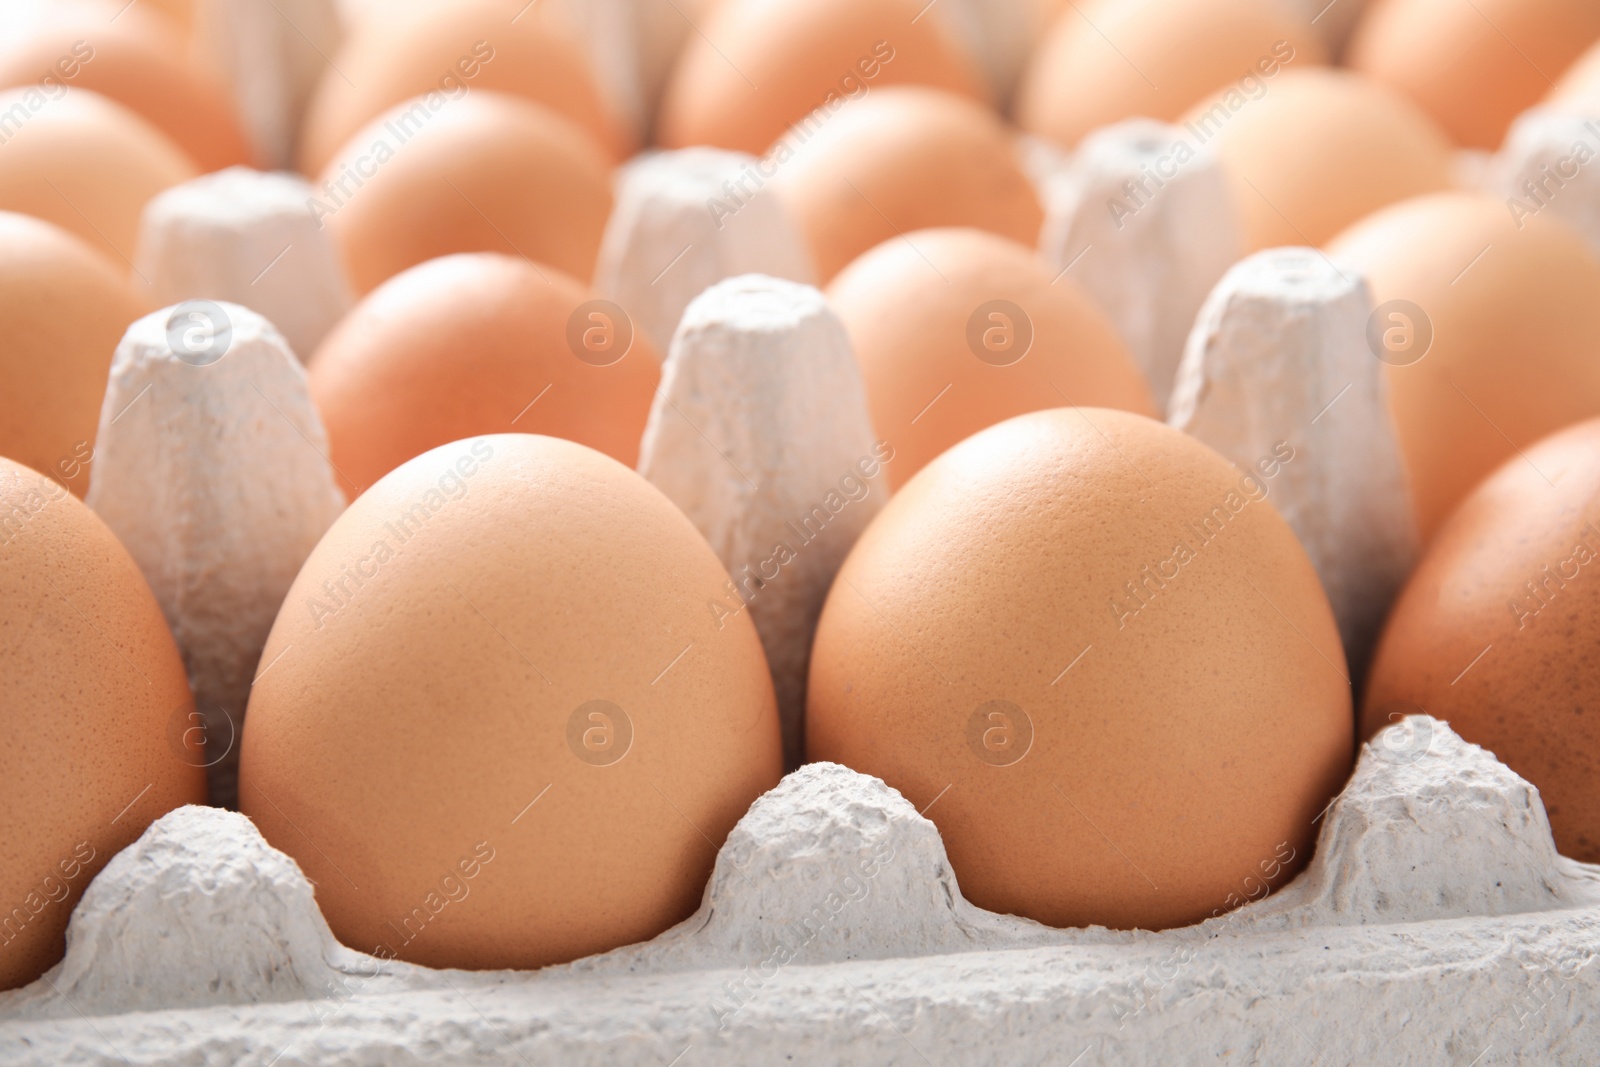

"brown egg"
[318,91,613,296]
[308,254,659,500]
[826,228,1154,489]
[1364,417,1600,861]
[1186,68,1453,251]
[657,0,988,155]
[1016,0,1326,149]
[1329,192,1600,542]
[0,86,194,272]
[297,0,625,175]
[769,87,1043,281]
[0,455,207,990]
[0,212,143,497]
[0,3,254,171]
[1350,0,1600,150]
[807,408,1352,931]
[238,434,783,969]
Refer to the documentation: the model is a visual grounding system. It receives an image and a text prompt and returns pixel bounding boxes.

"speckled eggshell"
[1364,417,1600,862]
[826,227,1154,489]
[1016,0,1327,148]
[297,0,625,175]
[768,86,1044,281]
[0,3,254,171]
[657,0,988,155]
[1185,67,1453,251]
[0,211,143,497]
[0,87,195,273]
[1329,192,1600,543]
[1350,0,1600,150]
[806,408,1353,931]
[318,91,613,295]
[308,253,659,500]
[238,434,784,970]
[0,455,207,991]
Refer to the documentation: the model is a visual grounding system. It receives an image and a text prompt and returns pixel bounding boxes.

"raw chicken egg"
[0,211,142,497]
[769,86,1044,281]
[318,91,613,295]
[1184,67,1453,251]
[0,2,253,171]
[826,227,1154,489]
[0,455,207,991]
[807,408,1352,931]
[0,86,194,273]
[657,0,988,155]
[1349,0,1600,149]
[297,0,626,175]
[238,434,783,969]
[1365,417,1600,862]
[308,253,659,500]
[1016,0,1326,149]
[1329,192,1600,542]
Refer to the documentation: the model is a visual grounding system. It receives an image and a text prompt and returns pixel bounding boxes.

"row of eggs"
[2,0,1600,998]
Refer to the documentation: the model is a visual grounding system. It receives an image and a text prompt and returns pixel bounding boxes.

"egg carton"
[1,715,1596,1066]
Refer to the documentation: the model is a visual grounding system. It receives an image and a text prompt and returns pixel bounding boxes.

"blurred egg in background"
[308,253,659,499]
[769,86,1043,281]
[828,227,1153,488]
[1330,192,1600,542]
[0,211,142,498]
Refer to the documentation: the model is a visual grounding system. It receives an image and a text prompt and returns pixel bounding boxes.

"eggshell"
[308,254,659,500]
[1350,0,1600,150]
[0,4,255,171]
[768,86,1044,281]
[1329,192,1600,542]
[0,87,195,272]
[1016,0,1327,149]
[1551,36,1600,110]
[0,455,207,991]
[0,211,143,497]
[657,0,988,155]
[317,91,613,295]
[1364,417,1600,862]
[826,228,1155,489]
[297,0,626,175]
[806,408,1353,931]
[238,434,784,970]
[1185,68,1453,251]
